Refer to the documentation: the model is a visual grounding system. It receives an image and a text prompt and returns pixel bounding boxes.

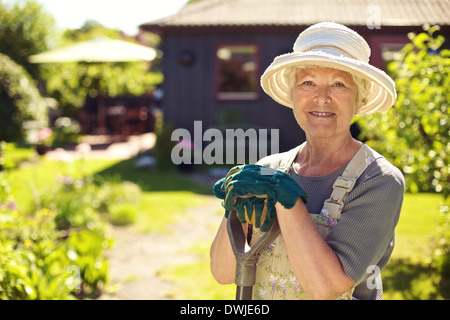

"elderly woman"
[210,22,405,300]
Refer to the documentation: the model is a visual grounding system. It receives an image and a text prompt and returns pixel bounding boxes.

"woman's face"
[291,67,358,141]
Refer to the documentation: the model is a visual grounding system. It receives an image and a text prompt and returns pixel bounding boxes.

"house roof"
[141,0,450,28]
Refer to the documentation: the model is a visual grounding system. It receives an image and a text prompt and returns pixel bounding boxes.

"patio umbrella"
[29,36,157,63]
[29,37,158,133]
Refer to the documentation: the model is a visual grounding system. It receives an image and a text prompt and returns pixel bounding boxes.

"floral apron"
[251,143,382,300]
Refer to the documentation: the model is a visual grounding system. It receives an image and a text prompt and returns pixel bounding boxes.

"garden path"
[46,133,157,160]
[98,174,222,300]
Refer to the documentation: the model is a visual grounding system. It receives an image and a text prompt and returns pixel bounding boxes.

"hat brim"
[260,51,397,115]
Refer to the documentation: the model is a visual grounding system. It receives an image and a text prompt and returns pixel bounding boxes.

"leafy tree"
[358,25,449,197]
[0,0,59,79]
[358,25,449,299]
[0,0,57,142]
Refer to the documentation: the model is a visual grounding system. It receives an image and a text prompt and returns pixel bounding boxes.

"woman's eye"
[302,81,314,86]
[333,82,346,87]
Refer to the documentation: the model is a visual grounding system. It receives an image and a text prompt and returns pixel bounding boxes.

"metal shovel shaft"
[227,210,280,300]
[236,285,253,300]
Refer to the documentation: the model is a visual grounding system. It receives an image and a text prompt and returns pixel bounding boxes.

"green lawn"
[159,240,236,300]
[391,193,442,262]
[382,193,444,299]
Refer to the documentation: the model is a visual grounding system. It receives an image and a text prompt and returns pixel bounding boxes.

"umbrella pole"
[96,79,107,134]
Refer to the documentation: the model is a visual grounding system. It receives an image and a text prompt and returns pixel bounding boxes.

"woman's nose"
[314,86,331,105]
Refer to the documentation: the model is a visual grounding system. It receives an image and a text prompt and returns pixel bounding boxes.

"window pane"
[216,45,258,100]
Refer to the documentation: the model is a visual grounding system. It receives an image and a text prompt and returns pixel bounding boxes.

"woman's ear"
[354,96,367,115]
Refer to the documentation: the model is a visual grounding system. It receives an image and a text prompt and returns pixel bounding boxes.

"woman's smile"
[309,111,336,118]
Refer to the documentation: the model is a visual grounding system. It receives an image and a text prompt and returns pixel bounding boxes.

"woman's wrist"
[275,196,304,209]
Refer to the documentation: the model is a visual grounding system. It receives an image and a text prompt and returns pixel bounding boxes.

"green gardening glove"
[270,169,309,209]
[213,164,308,232]
[213,172,275,231]
[223,164,308,209]
[221,165,275,212]
[233,196,277,232]
[212,165,242,204]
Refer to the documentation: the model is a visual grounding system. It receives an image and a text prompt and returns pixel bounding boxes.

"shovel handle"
[227,209,280,300]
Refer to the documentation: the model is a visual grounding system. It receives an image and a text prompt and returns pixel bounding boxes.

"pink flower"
[38,128,52,142]
[58,176,74,185]
[6,201,17,211]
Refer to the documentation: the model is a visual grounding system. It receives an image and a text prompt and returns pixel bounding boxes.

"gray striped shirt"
[257,147,405,299]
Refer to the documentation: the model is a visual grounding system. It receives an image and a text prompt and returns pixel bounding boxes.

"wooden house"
[140,0,450,153]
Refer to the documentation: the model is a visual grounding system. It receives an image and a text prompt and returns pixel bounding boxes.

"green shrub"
[358,26,449,196]
[432,203,450,299]
[0,208,74,299]
[0,204,112,299]
[65,229,112,298]
[96,179,141,206]
[51,117,81,148]
[0,239,35,300]
[31,170,143,229]
[153,123,177,171]
[95,178,141,226]
[37,176,99,230]
[358,26,449,299]
[0,149,113,299]
[108,202,138,226]
[0,53,48,141]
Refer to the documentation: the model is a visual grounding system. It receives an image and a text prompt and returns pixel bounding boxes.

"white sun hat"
[260,22,397,115]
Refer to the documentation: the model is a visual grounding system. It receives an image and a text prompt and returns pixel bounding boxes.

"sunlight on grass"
[382,193,443,299]
[162,259,236,300]
[136,192,213,234]
[393,193,443,262]
[159,241,236,300]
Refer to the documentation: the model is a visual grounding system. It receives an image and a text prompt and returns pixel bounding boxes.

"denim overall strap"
[322,144,383,220]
